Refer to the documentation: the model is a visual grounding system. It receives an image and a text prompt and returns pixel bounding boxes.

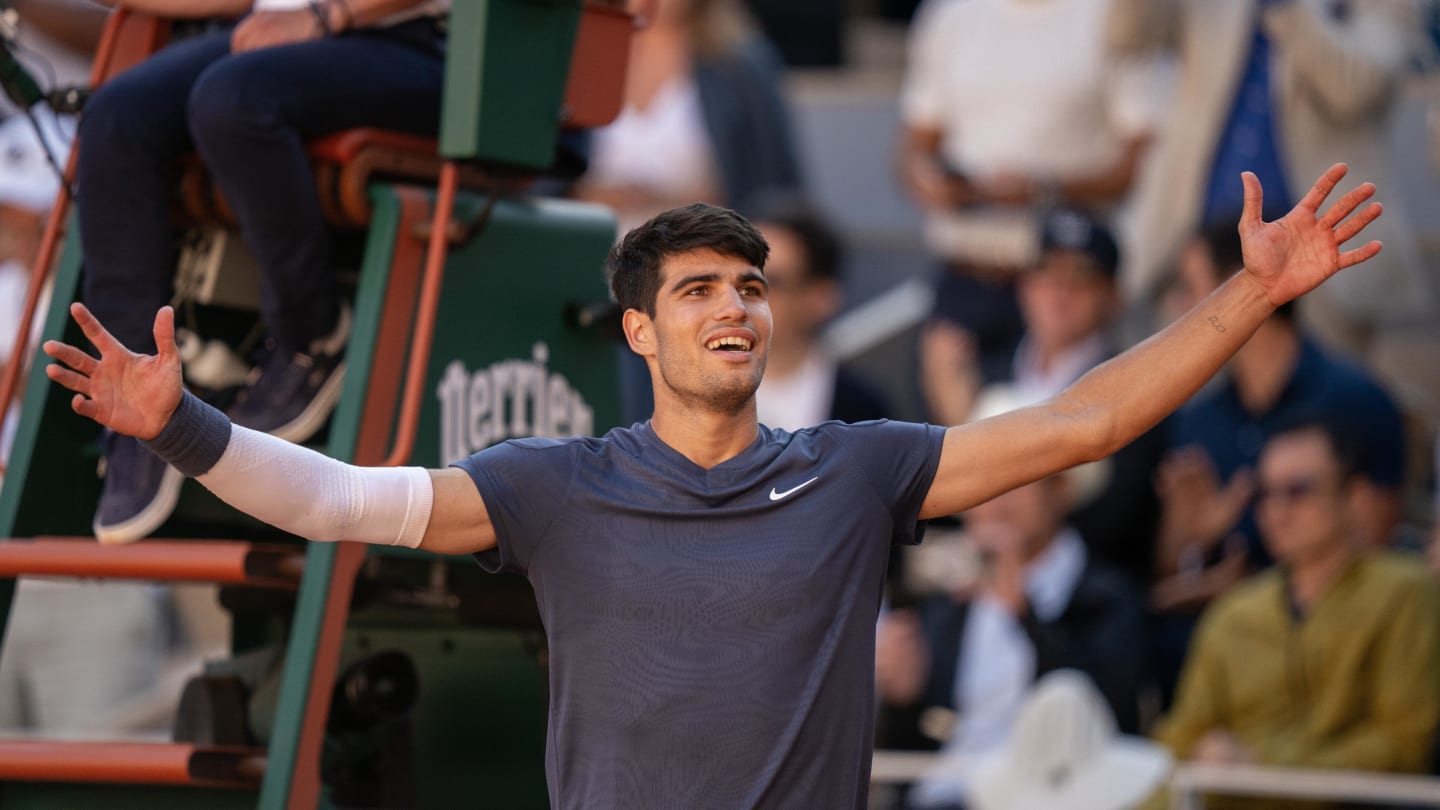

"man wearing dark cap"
[921,208,1164,582]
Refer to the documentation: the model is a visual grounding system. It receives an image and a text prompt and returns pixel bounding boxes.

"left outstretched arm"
[920,163,1381,519]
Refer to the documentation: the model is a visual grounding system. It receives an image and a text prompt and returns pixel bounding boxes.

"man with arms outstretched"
[43,166,1382,809]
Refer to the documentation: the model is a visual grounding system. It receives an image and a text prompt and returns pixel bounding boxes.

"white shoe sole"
[92,463,186,545]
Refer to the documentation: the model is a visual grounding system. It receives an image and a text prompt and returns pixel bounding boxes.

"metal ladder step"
[0,537,304,587]
[0,740,265,787]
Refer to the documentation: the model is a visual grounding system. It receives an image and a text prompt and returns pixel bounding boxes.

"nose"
[714,286,748,321]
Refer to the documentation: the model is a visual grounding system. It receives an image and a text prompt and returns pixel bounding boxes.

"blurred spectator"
[75,0,447,543]
[967,670,1172,810]
[876,392,1146,808]
[899,0,1163,385]
[0,580,230,738]
[750,195,890,430]
[1430,435,1440,579]
[1148,221,1406,705]
[572,0,802,425]
[919,210,1163,583]
[0,110,65,467]
[1154,222,1405,573]
[1106,0,1437,403]
[1155,417,1440,786]
[573,0,802,236]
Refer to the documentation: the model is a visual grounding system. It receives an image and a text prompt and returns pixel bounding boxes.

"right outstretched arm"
[44,303,496,555]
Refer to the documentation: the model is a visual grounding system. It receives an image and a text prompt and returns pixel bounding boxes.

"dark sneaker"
[228,306,349,444]
[93,432,184,545]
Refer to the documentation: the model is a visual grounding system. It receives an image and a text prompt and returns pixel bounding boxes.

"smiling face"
[624,248,772,415]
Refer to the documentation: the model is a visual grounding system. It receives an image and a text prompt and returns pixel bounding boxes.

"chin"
[694,369,762,413]
[708,380,761,413]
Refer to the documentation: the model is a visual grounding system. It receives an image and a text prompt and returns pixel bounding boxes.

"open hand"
[42,304,183,440]
[1239,162,1383,307]
[1156,448,1254,555]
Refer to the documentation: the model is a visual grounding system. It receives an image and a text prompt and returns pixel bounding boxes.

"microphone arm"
[0,9,45,109]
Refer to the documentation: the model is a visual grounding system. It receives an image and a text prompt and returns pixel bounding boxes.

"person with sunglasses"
[1153,415,1440,793]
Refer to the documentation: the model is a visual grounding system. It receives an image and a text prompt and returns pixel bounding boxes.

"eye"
[685,286,708,296]
[741,284,766,298]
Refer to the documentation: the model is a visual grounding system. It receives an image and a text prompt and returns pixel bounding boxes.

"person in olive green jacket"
[1156,415,1440,783]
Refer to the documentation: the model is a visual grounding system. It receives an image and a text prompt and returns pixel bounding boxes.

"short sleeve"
[898,1,957,127]
[452,438,579,575]
[827,420,948,545]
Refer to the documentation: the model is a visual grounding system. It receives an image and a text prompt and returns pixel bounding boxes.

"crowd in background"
[1,0,1439,807]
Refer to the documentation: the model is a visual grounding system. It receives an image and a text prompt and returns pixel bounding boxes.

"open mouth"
[705,336,753,353]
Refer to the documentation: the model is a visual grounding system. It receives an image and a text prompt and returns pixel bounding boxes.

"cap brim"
[969,739,1172,810]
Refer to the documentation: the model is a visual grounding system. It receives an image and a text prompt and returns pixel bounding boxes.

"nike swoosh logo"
[769,477,819,502]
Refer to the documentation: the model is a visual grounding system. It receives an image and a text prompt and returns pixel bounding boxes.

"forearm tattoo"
[1207,315,1226,333]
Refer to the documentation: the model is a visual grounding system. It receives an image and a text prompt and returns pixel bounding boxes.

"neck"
[1029,341,1070,376]
[649,398,761,470]
[1233,321,1300,413]
[1288,541,1355,610]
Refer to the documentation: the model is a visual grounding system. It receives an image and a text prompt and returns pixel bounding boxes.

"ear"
[1342,477,1391,548]
[808,278,842,324]
[622,308,656,358]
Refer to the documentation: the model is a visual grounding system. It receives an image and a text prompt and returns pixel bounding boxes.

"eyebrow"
[668,270,768,294]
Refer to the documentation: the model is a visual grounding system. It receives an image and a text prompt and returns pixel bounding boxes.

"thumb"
[1239,172,1264,233]
[153,306,179,365]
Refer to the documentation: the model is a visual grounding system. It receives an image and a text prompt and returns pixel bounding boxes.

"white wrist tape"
[197,424,434,548]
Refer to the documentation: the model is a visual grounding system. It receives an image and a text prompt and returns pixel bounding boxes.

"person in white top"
[572,0,802,235]
[899,0,1166,377]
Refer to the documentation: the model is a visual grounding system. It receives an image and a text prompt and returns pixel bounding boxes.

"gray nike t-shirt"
[455,419,947,810]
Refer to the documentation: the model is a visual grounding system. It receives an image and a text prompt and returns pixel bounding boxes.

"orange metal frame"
[0,537,303,586]
[0,740,263,787]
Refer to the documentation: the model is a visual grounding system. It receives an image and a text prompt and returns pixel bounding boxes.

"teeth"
[706,336,752,351]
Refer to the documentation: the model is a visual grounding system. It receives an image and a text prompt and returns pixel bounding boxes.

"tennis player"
[43,164,1381,809]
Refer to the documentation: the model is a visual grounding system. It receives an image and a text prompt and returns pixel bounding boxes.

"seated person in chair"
[875,415,1147,809]
[76,0,448,543]
[1155,416,1440,788]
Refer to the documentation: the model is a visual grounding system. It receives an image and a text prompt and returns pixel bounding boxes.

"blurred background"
[2,0,1439,808]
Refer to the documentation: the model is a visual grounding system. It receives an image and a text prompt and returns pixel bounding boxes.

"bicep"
[919,398,1103,519]
[418,467,497,556]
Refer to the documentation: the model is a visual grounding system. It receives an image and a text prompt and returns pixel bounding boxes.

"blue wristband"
[142,391,233,477]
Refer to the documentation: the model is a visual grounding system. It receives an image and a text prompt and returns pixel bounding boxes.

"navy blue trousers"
[78,20,445,354]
